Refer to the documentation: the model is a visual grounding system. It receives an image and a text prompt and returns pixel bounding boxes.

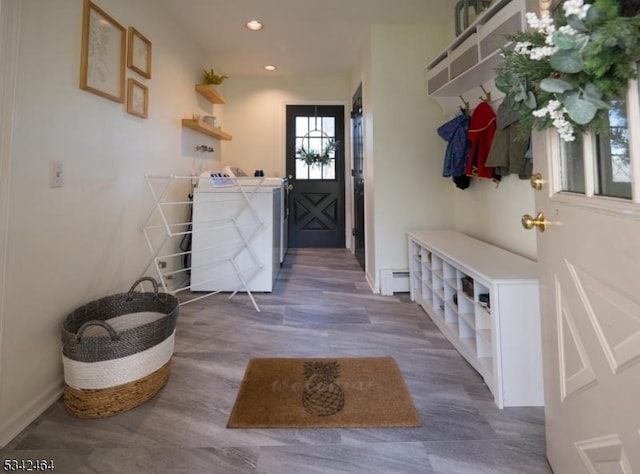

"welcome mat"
[227,357,421,428]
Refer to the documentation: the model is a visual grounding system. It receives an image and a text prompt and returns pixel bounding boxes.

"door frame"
[282,100,351,249]
[0,0,21,445]
[351,84,365,270]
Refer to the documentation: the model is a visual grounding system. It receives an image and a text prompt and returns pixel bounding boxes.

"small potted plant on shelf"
[202,68,228,85]
[296,139,337,167]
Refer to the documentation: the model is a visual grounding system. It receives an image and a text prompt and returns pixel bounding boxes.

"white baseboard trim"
[0,380,63,448]
[365,270,377,294]
[380,269,410,296]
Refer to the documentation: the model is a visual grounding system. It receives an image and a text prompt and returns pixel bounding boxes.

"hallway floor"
[2,249,552,473]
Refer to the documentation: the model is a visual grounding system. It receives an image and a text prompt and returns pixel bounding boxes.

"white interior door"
[529,74,640,472]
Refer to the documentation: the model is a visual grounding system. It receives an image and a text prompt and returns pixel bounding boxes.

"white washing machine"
[190,169,286,292]
[221,166,288,263]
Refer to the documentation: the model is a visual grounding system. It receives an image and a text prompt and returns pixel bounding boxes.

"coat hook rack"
[479,85,492,102]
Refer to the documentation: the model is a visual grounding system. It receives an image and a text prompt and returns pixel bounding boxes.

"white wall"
[220,76,350,179]
[0,0,214,446]
[366,24,456,290]
[454,174,538,259]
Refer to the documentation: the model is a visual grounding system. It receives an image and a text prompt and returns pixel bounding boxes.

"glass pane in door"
[295,116,337,180]
[594,98,632,199]
[559,139,586,194]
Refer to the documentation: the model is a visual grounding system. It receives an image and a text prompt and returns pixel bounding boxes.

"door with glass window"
[286,105,345,248]
[529,73,640,472]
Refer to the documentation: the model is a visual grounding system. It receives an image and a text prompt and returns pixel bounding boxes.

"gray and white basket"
[61,277,179,418]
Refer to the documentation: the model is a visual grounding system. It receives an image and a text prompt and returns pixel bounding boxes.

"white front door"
[530,74,640,472]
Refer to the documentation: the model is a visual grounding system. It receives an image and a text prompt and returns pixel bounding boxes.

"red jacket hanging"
[465,101,499,182]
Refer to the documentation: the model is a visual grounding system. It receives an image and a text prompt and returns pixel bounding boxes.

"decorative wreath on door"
[296,138,337,167]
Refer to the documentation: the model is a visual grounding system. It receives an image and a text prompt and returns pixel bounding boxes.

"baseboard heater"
[380,269,410,295]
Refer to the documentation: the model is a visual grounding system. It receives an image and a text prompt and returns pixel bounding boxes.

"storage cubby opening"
[444,304,458,324]
[458,310,476,330]
[431,254,443,272]
[432,292,445,317]
[444,282,457,303]
[457,292,474,314]
[421,283,433,303]
[475,307,491,330]
[422,249,432,268]
[411,271,421,284]
[475,284,491,315]
[461,275,474,299]
[432,274,444,296]
[443,261,456,280]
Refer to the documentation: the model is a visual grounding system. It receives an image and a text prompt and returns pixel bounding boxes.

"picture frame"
[79,0,126,103]
[126,78,148,119]
[127,27,152,79]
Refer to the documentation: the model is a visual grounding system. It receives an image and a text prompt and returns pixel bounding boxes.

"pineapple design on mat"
[302,361,345,417]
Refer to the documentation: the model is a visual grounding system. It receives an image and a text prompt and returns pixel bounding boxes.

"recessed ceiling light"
[245,20,263,31]
[264,65,277,71]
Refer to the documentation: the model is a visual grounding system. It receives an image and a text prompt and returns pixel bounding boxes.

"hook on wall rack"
[479,85,492,102]
[458,95,470,111]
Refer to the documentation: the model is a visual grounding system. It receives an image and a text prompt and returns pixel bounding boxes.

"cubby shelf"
[424,0,526,114]
[407,230,544,408]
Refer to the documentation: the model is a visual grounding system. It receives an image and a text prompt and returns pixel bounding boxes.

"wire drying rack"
[141,174,267,311]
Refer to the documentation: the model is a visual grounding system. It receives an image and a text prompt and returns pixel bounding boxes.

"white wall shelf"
[408,230,544,408]
[181,119,232,140]
[182,84,232,139]
[195,84,226,104]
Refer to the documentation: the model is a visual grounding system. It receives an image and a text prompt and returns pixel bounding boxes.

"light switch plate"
[50,160,63,188]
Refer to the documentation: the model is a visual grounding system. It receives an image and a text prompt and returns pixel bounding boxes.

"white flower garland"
[512,0,595,141]
[563,0,591,19]
[497,0,640,142]
[531,100,576,141]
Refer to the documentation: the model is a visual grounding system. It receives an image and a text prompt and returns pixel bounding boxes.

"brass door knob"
[530,173,544,191]
[521,212,547,232]
[288,184,293,191]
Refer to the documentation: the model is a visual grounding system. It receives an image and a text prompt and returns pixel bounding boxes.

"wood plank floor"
[2,249,552,473]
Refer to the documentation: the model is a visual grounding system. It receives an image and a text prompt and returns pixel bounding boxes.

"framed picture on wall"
[127,27,152,79]
[126,78,148,119]
[79,0,126,103]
